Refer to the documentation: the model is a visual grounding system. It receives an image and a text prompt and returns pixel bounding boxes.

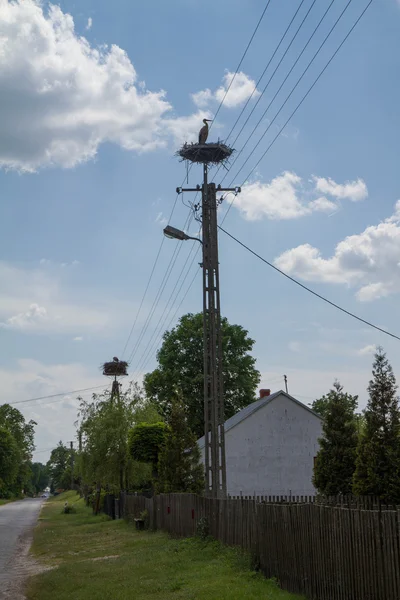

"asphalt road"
[0,498,44,594]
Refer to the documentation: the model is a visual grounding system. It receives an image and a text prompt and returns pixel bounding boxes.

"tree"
[0,404,36,495]
[30,462,49,494]
[313,382,358,496]
[144,313,260,438]
[76,383,161,494]
[157,399,204,495]
[129,423,167,466]
[353,348,400,503]
[47,442,71,490]
[0,427,19,496]
[310,391,358,420]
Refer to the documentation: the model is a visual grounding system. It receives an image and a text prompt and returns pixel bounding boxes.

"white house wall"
[200,394,322,497]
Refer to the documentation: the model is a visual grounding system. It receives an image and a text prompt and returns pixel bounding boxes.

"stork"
[198,118,212,144]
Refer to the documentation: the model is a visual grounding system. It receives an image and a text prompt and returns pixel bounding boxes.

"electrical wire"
[126,211,195,366]
[222,0,374,222]
[120,1,273,360]
[209,0,273,134]
[218,0,337,182]
[120,191,180,359]
[6,385,107,407]
[219,225,400,342]
[214,0,313,179]
[132,234,202,379]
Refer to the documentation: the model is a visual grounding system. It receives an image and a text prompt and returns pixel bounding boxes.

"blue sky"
[0,0,399,461]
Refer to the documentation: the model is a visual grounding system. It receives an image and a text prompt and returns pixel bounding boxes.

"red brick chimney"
[259,389,271,399]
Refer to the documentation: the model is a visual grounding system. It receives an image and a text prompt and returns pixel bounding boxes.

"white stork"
[198,118,212,144]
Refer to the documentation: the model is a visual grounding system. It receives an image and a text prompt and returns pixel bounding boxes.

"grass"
[0,496,22,505]
[27,491,306,600]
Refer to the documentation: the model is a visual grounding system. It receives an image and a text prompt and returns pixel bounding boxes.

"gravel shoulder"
[0,499,46,600]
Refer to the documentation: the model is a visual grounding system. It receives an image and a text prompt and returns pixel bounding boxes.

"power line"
[121,2,273,360]
[132,236,202,379]
[219,225,400,342]
[214,0,312,179]
[121,191,180,359]
[219,0,337,182]
[127,211,195,365]
[132,239,199,378]
[222,0,373,222]
[6,385,107,407]
[209,0,273,132]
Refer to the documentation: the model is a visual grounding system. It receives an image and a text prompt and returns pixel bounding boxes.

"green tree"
[76,383,161,493]
[0,404,36,495]
[47,442,71,490]
[157,399,204,495]
[0,427,19,497]
[353,348,400,503]
[313,381,358,496]
[30,462,49,494]
[310,391,358,420]
[144,313,260,438]
[128,422,167,482]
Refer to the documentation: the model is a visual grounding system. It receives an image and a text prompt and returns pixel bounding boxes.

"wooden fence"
[105,492,400,600]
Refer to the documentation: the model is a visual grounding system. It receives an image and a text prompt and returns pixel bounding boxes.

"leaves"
[144,312,260,438]
[157,399,204,495]
[0,404,36,497]
[353,348,400,503]
[74,382,162,493]
[128,423,168,465]
[313,381,358,496]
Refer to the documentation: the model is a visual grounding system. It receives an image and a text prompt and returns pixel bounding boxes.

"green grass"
[0,496,22,505]
[27,491,306,600]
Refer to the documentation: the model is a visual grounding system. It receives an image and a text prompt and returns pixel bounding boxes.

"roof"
[197,390,322,448]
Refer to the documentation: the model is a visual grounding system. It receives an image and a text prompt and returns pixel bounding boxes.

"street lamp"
[163,225,202,243]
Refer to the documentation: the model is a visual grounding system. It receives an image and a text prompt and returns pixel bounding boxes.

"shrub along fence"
[103,492,400,600]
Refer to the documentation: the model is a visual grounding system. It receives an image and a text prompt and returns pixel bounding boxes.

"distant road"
[0,498,44,597]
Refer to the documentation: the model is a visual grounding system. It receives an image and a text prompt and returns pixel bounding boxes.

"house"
[198,389,323,498]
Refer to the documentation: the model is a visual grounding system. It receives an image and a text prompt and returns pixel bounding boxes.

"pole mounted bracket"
[176,185,201,194]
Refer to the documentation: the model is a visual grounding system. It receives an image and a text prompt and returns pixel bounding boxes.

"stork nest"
[102,359,128,377]
[177,142,234,165]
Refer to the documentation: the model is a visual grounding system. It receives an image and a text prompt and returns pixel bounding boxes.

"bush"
[139,509,149,529]
[62,502,76,514]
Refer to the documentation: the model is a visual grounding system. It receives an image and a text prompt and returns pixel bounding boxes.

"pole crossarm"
[178,186,241,194]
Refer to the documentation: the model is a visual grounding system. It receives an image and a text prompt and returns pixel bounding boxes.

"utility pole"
[284,374,288,394]
[175,148,240,499]
[70,441,74,490]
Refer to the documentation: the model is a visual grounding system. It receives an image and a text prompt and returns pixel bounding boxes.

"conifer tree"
[353,348,400,503]
[313,381,358,496]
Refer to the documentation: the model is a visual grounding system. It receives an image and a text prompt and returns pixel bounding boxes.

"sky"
[0,0,400,462]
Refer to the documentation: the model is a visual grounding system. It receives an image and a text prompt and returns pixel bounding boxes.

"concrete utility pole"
[70,441,74,490]
[173,156,240,499]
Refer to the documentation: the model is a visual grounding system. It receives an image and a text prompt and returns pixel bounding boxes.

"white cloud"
[358,344,376,356]
[0,0,178,171]
[86,17,92,30]
[155,212,168,227]
[313,176,368,202]
[274,201,400,301]
[73,336,83,342]
[232,172,365,221]
[192,71,259,110]
[0,303,47,330]
[0,359,106,462]
[165,109,213,145]
[308,197,337,214]
[191,89,213,109]
[0,259,145,335]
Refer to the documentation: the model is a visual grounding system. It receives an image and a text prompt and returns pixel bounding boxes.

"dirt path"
[0,499,45,599]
